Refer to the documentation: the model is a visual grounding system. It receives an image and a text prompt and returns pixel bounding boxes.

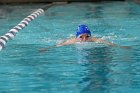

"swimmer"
[57,24,117,47]
[39,24,130,52]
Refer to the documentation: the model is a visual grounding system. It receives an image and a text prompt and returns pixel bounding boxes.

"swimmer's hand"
[39,48,47,52]
[120,46,131,49]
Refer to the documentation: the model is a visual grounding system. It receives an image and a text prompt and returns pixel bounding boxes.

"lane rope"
[0,2,67,51]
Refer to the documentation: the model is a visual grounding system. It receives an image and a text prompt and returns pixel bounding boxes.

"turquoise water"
[0,2,140,93]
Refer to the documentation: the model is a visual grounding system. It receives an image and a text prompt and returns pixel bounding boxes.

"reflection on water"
[77,46,113,93]
[76,46,140,93]
[85,5,103,19]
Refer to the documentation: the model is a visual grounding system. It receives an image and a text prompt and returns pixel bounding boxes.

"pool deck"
[0,0,127,4]
[134,0,140,3]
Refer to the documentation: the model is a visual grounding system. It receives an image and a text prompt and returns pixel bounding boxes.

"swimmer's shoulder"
[91,37,100,42]
[65,37,77,43]
[67,37,76,41]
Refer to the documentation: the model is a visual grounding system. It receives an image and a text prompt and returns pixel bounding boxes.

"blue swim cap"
[76,25,91,37]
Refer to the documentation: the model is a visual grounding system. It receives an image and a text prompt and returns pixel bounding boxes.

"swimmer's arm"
[95,38,117,46]
[39,38,76,52]
[39,43,66,52]
[57,38,76,47]
[94,38,131,49]
[56,41,70,47]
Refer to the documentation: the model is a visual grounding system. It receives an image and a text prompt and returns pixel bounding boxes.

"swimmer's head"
[76,24,91,38]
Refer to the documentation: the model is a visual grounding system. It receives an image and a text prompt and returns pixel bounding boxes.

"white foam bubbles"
[75,42,107,50]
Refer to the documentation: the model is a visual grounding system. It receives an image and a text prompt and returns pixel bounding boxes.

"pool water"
[0,1,140,93]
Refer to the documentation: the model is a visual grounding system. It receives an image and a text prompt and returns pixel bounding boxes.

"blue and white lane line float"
[0,2,67,51]
[0,9,44,51]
